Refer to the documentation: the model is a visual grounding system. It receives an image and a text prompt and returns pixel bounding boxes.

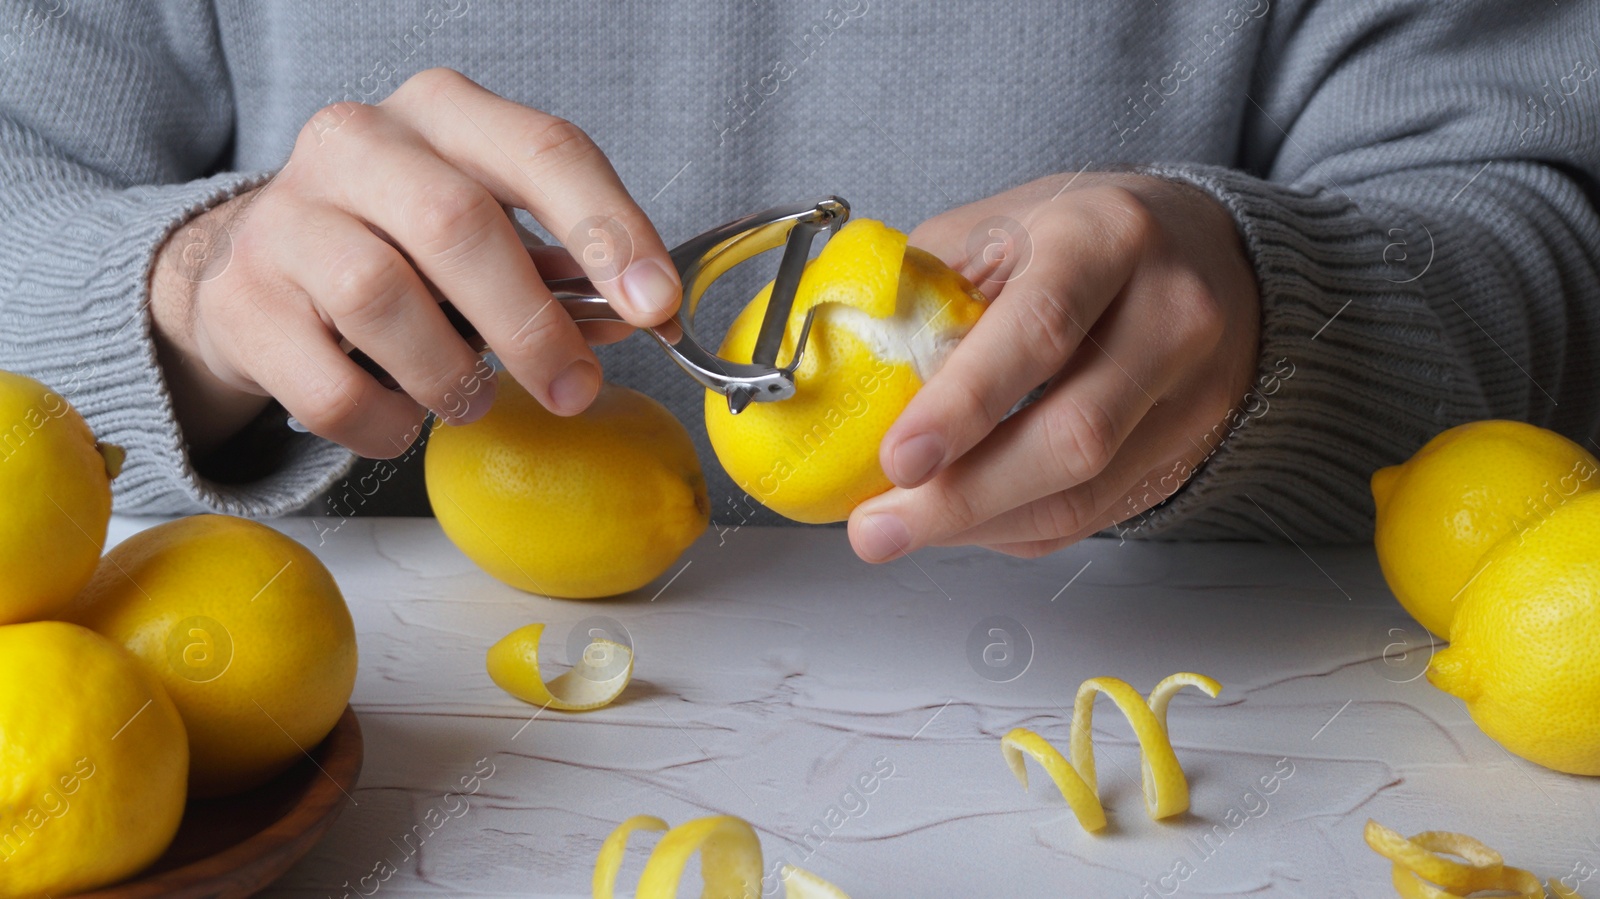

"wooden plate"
[74,706,363,899]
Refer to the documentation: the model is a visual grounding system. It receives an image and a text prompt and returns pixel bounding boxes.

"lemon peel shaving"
[1001,672,1222,832]
[1001,728,1108,832]
[792,218,908,324]
[593,814,668,897]
[592,814,851,899]
[770,222,980,381]
[1364,819,1581,898]
[485,622,633,711]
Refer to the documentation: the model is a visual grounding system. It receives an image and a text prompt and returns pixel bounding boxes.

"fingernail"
[548,359,599,415]
[891,432,945,486]
[448,370,498,425]
[620,257,679,318]
[856,512,911,562]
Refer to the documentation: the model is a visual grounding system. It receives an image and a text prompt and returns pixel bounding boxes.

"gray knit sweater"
[1,1,1596,540]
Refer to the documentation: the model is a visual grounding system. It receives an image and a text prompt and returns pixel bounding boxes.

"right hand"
[150,67,681,458]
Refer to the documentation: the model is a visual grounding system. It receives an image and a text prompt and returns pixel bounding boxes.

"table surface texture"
[104,517,1599,899]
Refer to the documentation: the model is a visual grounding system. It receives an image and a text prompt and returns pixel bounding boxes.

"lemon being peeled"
[1427,490,1600,775]
[705,218,986,523]
[0,621,188,897]
[62,515,358,797]
[426,379,709,599]
[0,370,120,624]
[1372,420,1599,638]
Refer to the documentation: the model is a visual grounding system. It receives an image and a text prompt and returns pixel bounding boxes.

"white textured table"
[106,517,1600,898]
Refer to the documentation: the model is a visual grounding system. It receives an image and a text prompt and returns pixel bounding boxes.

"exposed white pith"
[810,300,972,383]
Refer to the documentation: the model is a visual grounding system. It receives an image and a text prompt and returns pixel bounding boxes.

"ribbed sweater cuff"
[1118,163,1478,543]
[37,173,356,516]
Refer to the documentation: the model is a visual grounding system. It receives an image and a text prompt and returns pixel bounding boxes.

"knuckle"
[945,377,1007,435]
[497,296,576,362]
[1010,285,1081,364]
[397,66,473,102]
[322,252,407,332]
[410,185,499,260]
[931,484,984,533]
[297,101,380,152]
[1033,483,1099,540]
[1086,185,1159,256]
[1043,393,1119,482]
[295,375,366,436]
[1172,272,1226,350]
[520,116,597,169]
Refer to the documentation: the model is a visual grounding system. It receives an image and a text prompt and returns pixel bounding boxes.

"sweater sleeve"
[0,1,354,516]
[1125,0,1600,543]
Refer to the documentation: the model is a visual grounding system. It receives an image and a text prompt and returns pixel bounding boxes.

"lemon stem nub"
[96,441,125,479]
[1423,647,1476,701]
[1370,464,1401,510]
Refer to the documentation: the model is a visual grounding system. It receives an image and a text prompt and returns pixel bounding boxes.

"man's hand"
[150,67,680,458]
[849,173,1262,561]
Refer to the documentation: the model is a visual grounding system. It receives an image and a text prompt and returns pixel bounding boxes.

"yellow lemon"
[1426,490,1600,775]
[1372,420,1598,638]
[705,218,985,523]
[0,370,121,624]
[0,621,187,897]
[62,515,357,797]
[426,379,709,599]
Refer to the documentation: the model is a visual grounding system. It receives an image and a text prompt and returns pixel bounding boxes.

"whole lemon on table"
[0,621,187,897]
[1426,490,1600,775]
[1371,420,1598,638]
[426,379,709,598]
[62,514,358,797]
[705,218,986,523]
[0,370,120,624]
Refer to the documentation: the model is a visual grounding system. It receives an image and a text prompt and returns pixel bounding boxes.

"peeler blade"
[725,307,819,416]
[749,222,816,368]
[783,306,819,374]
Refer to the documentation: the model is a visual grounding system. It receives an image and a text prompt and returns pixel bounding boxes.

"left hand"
[847,172,1262,561]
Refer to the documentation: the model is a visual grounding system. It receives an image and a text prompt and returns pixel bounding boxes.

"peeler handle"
[343,280,624,392]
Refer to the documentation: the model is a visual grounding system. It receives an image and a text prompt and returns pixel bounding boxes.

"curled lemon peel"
[1364,819,1580,899]
[593,814,851,899]
[593,814,668,898]
[485,622,633,711]
[1001,728,1107,832]
[1002,672,1221,832]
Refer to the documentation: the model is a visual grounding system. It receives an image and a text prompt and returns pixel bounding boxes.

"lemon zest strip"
[594,814,851,899]
[485,622,633,711]
[1363,820,1504,894]
[1003,672,1220,832]
[1075,673,1223,820]
[1364,819,1580,899]
[1000,727,1107,832]
[593,814,668,899]
[638,815,764,898]
[779,864,854,899]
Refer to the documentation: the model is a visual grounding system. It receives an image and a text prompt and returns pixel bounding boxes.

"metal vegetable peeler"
[286,196,850,432]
